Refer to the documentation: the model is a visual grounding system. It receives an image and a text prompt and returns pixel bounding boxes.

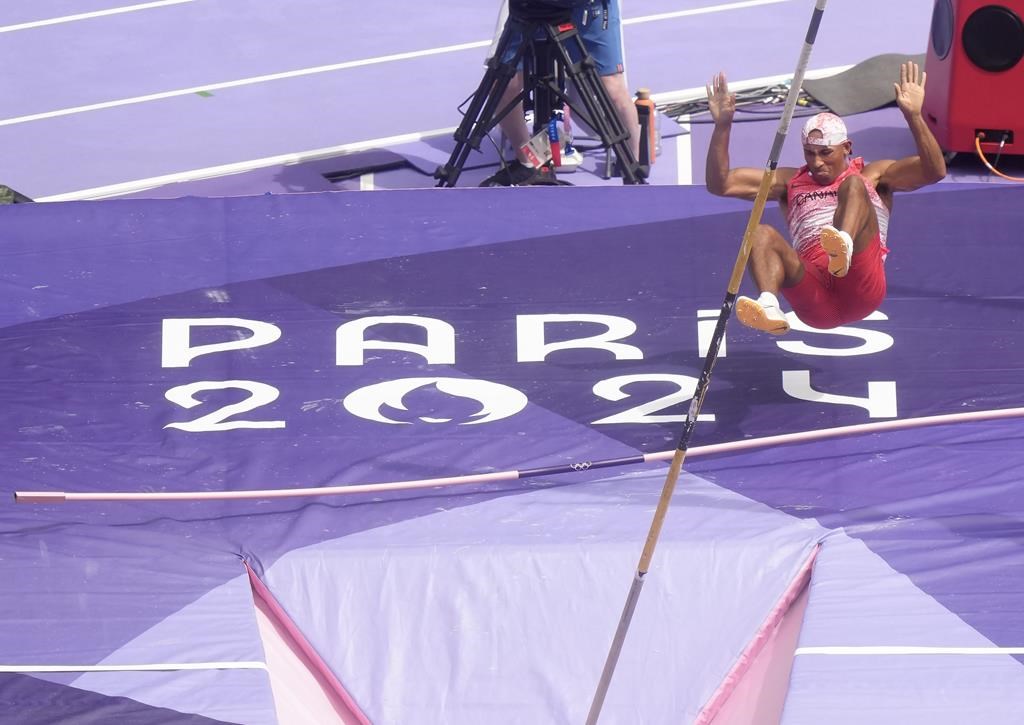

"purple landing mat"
[0,541,276,725]
[257,471,823,724]
[781,529,1024,724]
[0,674,250,725]
[785,655,1024,725]
[688,416,1024,722]
[3,0,940,199]
[1,184,1022,720]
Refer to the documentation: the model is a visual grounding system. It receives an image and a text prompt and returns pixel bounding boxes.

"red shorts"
[781,233,887,329]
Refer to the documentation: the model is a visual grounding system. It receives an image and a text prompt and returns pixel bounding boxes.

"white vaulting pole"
[584,2,831,722]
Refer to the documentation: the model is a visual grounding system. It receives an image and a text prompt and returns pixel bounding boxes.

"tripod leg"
[435,63,515,187]
[550,25,645,184]
[527,33,559,139]
[435,24,527,188]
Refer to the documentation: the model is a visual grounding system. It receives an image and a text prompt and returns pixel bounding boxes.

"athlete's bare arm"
[705,72,796,201]
[864,61,947,196]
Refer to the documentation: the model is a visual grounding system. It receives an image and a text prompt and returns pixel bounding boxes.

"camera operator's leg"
[435,57,520,187]
[495,73,532,164]
[479,71,544,187]
[564,52,641,183]
[579,1,640,173]
[599,72,640,163]
[559,1,642,183]
[436,12,533,188]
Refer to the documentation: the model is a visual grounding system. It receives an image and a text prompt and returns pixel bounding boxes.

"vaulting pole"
[14,406,1024,504]
[585,2,830,721]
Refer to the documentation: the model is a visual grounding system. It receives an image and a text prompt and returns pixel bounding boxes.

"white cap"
[801,112,848,146]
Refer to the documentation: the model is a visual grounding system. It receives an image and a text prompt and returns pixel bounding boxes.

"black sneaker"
[479,160,541,187]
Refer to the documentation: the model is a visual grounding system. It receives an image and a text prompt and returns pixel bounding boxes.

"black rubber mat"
[803,52,926,116]
[0,185,33,203]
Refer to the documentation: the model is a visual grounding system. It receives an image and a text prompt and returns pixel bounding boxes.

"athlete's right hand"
[706,72,736,126]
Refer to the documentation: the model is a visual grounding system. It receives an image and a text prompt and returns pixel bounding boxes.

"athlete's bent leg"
[821,175,881,277]
[749,224,804,292]
[737,225,804,335]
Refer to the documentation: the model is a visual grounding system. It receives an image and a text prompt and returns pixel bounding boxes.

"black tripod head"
[508,0,581,22]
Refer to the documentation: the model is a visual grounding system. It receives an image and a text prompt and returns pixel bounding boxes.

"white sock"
[757,291,780,309]
[840,231,854,270]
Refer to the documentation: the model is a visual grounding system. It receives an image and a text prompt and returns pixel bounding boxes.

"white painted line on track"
[650,65,854,107]
[674,114,693,185]
[35,127,457,201]
[35,64,855,200]
[653,63,854,189]
[32,62,855,200]
[0,0,196,33]
[0,0,801,127]
[0,41,492,128]
[13,0,844,198]
[624,0,796,25]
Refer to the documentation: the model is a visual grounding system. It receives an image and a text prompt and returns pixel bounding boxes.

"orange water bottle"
[634,87,657,168]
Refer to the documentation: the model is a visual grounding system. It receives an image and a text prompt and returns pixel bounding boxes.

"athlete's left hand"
[894,60,926,117]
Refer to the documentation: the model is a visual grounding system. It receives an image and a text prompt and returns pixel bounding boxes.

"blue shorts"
[493,0,624,76]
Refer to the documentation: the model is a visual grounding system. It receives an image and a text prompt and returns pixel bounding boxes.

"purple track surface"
[3,0,1022,200]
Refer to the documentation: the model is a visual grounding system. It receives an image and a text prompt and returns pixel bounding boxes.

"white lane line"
[674,114,693,185]
[0,40,492,128]
[624,0,795,25]
[35,65,854,200]
[0,0,798,127]
[0,0,196,33]
[34,62,852,200]
[650,64,853,107]
[35,126,456,201]
[0,661,268,672]
[796,646,1024,656]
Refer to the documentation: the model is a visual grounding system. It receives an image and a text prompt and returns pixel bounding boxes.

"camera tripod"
[434,2,645,187]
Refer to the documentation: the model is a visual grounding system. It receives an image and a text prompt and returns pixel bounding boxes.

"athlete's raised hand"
[706,72,736,126]
[894,60,927,117]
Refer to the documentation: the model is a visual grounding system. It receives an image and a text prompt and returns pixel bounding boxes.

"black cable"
[455,89,479,117]
[483,127,515,182]
[659,109,827,126]
[994,131,1009,169]
[659,84,827,124]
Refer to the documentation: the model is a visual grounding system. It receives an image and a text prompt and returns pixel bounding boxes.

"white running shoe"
[819,225,853,278]
[555,147,584,172]
[736,296,790,335]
